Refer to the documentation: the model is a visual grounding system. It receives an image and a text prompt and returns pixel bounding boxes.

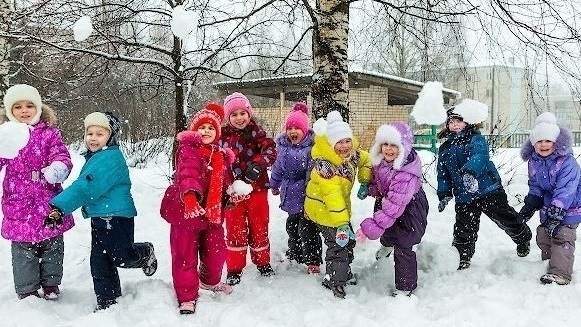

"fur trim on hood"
[369,122,414,169]
[0,104,58,126]
[521,125,573,161]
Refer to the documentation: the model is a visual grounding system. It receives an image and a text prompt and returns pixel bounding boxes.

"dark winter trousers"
[379,188,428,292]
[225,190,271,273]
[285,212,322,266]
[453,189,532,262]
[11,235,64,294]
[536,223,578,281]
[90,217,151,305]
[318,224,355,287]
[170,222,226,303]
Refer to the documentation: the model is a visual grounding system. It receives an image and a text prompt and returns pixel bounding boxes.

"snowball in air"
[411,81,447,125]
[73,16,93,42]
[171,6,198,39]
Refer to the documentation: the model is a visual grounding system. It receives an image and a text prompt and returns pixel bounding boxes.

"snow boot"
[179,300,196,314]
[517,242,530,257]
[257,264,275,277]
[226,272,242,286]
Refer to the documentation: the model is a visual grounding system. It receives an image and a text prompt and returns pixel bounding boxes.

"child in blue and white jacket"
[519,112,581,285]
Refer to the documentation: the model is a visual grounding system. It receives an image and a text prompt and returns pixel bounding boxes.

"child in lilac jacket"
[356,122,428,296]
[0,84,74,300]
[519,112,581,285]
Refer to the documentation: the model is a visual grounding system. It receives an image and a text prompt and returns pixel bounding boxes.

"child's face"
[85,125,111,152]
[197,122,217,144]
[228,109,250,130]
[334,138,353,158]
[11,100,38,124]
[381,143,399,163]
[448,118,467,133]
[534,140,555,157]
[286,126,304,144]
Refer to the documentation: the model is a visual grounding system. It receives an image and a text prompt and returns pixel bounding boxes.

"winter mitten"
[544,205,565,237]
[518,194,543,223]
[184,193,205,219]
[355,228,367,244]
[438,196,453,212]
[462,173,479,193]
[271,188,280,196]
[243,162,262,183]
[44,205,64,229]
[335,224,353,247]
[357,184,369,200]
[41,161,69,184]
[229,193,250,203]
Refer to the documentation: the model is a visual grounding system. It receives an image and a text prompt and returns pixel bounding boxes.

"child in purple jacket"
[270,102,322,274]
[0,84,74,300]
[356,122,428,296]
[518,112,581,285]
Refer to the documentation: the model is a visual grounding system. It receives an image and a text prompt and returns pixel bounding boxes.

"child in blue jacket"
[436,104,532,270]
[518,112,581,285]
[46,112,157,310]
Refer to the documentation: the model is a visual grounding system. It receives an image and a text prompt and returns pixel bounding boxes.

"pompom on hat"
[190,102,225,142]
[325,110,353,147]
[3,84,43,125]
[223,92,253,121]
[285,102,310,136]
[84,111,122,146]
[529,111,560,144]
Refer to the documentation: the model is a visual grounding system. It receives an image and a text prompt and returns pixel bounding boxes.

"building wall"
[251,84,411,149]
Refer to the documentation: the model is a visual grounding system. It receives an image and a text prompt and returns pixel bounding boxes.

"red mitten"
[184,193,205,219]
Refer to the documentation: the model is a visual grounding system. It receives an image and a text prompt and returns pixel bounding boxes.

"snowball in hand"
[73,16,93,42]
[0,122,30,159]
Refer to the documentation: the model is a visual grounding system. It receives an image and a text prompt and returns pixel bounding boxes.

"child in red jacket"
[161,103,235,314]
[219,92,277,285]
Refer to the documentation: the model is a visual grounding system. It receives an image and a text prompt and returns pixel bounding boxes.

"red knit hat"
[285,102,310,136]
[190,103,224,142]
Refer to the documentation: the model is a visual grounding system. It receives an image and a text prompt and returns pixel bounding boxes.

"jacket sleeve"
[436,149,453,199]
[372,171,418,228]
[251,128,277,169]
[269,147,284,190]
[46,128,72,170]
[357,150,372,185]
[51,151,126,215]
[175,143,205,200]
[551,155,581,209]
[526,160,543,198]
[462,134,490,177]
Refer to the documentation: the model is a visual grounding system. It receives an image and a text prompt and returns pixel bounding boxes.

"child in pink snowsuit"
[161,103,235,314]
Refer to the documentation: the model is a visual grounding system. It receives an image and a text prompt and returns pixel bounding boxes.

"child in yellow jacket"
[304,111,372,298]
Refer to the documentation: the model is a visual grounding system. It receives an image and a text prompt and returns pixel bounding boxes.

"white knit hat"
[325,111,353,147]
[3,84,43,125]
[529,112,560,144]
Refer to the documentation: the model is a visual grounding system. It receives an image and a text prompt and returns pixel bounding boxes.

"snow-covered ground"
[1,148,580,327]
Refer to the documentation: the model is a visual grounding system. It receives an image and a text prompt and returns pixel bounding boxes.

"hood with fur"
[521,125,572,161]
[0,104,58,126]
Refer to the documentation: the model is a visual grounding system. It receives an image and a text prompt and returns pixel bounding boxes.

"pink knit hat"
[285,102,310,136]
[223,92,253,121]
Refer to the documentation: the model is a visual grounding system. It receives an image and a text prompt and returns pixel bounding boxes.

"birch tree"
[0,0,11,95]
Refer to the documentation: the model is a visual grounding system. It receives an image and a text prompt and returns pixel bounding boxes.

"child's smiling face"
[85,125,110,151]
[11,100,38,124]
[197,122,217,144]
[381,143,399,163]
[534,140,556,157]
[228,109,250,130]
[334,138,353,158]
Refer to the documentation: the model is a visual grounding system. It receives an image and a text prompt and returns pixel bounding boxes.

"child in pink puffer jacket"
[0,84,74,300]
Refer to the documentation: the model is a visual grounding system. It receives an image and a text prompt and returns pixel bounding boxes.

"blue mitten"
[336,224,354,247]
[357,184,369,199]
[544,205,565,238]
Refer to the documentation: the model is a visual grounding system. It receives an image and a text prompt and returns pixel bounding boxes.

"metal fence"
[413,131,581,153]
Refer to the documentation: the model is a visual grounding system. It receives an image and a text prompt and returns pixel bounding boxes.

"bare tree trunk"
[311,0,350,121]
[0,0,12,95]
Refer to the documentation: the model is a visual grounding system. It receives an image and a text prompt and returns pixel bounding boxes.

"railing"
[413,130,581,154]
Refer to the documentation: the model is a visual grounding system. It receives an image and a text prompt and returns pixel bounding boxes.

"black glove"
[438,196,452,212]
[243,162,262,183]
[544,205,565,238]
[44,205,64,229]
[518,194,543,223]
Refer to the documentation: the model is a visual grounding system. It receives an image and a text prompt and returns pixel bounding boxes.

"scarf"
[200,145,225,224]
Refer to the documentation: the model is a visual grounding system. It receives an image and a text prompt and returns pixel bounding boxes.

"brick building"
[214,69,460,149]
